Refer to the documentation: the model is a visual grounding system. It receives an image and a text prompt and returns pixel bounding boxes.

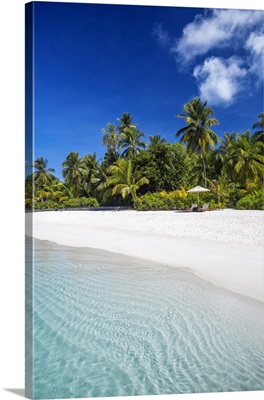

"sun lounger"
[197,203,209,212]
[185,204,198,212]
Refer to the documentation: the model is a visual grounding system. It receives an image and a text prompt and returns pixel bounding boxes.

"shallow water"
[26,236,264,399]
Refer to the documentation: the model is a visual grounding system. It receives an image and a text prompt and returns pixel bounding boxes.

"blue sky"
[28,1,264,179]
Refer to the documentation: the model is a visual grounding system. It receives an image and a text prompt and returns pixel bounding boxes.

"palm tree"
[32,157,56,188]
[224,130,264,188]
[107,158,149,202]
[82,153,99,195]
[176,97,219,187]
[101,123,120,153]
[25,174,35,206]
[120,126,146,158]
[188,152,212,186]
[36,181,65,202]
[36,180,79,204]
[252,112,264,142]
[218,132,237,159]
[82,152,98,171]
[103,149,120,167]
[148,134,167,147]
[62,152,86,196]
[91,161,112,201]
[206,177,230,207]
[215,132,237,181]
[117,112,137,133]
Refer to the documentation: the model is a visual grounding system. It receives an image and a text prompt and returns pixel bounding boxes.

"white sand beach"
[25,209,264,302]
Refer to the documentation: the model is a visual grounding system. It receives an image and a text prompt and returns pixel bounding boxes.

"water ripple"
[27,237,264,399]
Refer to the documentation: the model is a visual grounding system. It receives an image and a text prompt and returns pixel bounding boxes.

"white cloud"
[154,8,263,107]
[173,9,264,63]
[153,23,171,48]
[193,56,247,105]
[245,32,264,79]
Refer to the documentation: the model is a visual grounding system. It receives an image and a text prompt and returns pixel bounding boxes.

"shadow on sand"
[4,389,25,398]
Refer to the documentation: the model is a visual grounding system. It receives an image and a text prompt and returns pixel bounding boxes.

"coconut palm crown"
[32,157,56,187]
[62,151,86,195]
[101,123,120,153]
[120,127,146,158]
[148,135,167,147]
[117,112,137,133]
[176,97,219,187]
[252,112,264,142]
[224,130,264,188]
[106,158,149,202]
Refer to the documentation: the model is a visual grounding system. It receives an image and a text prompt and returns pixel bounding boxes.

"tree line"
[25,98,264,210]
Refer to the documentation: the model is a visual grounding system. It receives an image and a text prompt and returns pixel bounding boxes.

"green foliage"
[236,189,264,210]
[133,142,192,194]
[25,175,35,208]
[226,191,239,208]
[176,97,219,187]
[101,123,120,152]
[117,112,137,133]
[119,126,146,158]
[187,191,226,209]
[62,151,87,195]
[148,135,167,146]
[107,158,149,201]
[189,150,222,185]
[62,197,99,208]
[134,190,190,211]
[134,192,167,211]
[32,197,99,210]
[222,130,264,187]
[101,194,132,207]
[32,200,63,210]
[32,158,56,188]
[176,97,219,152]
[207,200,225,210]
[252,112,264,142]
[27,111,264,212]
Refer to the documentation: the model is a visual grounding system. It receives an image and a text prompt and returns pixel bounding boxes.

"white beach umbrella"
[187,185,210,205]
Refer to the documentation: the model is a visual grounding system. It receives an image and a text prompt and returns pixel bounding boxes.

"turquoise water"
[26,236,264,399]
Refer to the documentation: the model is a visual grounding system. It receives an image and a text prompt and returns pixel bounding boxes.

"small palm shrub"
[134,191,189,211]
[193,192,227,209]
[32,197,99,210]
[206,199,226,210]
[236,189,264,210]
[33,200,63,210]
[135,192,167,211]
[101,194,133,207]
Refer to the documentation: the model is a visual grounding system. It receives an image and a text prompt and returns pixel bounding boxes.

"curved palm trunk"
[201,152,207,188]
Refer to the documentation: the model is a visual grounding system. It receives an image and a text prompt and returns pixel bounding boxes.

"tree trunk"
[202,153,207,188]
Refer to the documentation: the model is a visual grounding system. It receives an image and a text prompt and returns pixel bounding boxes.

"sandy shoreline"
[25,209,264,302]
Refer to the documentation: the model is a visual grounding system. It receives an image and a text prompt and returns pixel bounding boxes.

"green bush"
[135,193,165,211]
[134,190,228,211]
[62,197,99,208]
[33,200,63,210]
[225,187,240,208]
[101,194,132,207]
[134,191,189,211]
[32,197,99,210]
[207,200,225,210]
[196,192,225,208]
[236,189,264,210]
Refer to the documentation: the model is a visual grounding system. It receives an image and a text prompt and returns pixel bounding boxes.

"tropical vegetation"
[25,104,264,211]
